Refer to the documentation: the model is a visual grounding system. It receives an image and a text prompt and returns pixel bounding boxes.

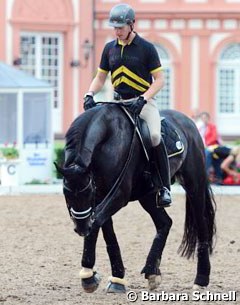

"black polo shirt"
[98,33,162,99]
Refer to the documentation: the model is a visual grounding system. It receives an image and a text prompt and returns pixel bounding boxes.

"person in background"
[204,145,240,185]
[195,111,221,181]
[221,146,240,184]
[191,108,204,133]
[198,112,220,147]
[206,145,231,184]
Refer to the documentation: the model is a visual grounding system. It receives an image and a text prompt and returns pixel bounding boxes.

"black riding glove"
[129,96,147,116]
[84,94,96,111]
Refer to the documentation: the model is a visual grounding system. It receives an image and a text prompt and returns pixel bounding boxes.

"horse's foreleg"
[139,194,172,290]
[80,228,101,293]
[102,218,127,293]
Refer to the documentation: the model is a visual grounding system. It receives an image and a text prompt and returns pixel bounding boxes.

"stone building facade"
[0,0,240,137]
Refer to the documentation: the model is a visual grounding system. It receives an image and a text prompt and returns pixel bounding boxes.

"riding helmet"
[108,3,135,27]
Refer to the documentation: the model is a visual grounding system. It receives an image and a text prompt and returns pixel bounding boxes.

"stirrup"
[156,187,172,208]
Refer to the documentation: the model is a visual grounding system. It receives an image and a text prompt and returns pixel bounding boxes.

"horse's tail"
[205,186,217,254]
[178,184,217,259]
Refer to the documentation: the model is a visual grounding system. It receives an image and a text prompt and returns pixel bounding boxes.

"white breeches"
[114,97,161,147]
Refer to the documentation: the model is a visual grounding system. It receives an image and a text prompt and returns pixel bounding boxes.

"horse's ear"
[54,162,83,179]
[54,162,65,176]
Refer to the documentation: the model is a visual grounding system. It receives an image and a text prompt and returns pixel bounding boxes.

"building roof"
[0,62,52,89]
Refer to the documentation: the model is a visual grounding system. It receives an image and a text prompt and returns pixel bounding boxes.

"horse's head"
[54,162,96,237]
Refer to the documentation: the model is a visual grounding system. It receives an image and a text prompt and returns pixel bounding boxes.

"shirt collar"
[114,33,140,46]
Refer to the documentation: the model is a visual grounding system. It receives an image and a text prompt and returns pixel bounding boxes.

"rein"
[93,103,137,214]
[95,101,135,107]
[65,103,137,222]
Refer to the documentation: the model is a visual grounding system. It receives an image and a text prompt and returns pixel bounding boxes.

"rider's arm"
[87,70,108,96]
[142,69,164,101]
[221,155,238,178]
[86,42,110,96]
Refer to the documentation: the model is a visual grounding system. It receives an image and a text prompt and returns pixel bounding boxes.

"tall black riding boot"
[152,140,172,208]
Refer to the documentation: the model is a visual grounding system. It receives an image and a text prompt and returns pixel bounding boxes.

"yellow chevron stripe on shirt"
[111,66,123,80]
[111,65,150,88]
[113,76,147,92]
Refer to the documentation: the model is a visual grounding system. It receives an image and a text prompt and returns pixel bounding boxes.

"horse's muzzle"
[73,212,99,237]
[73,217,92,237]
[74,224,91,237]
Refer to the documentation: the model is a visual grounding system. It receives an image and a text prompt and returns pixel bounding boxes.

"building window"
[154,44,172,110]
[217,43,240,114]
[23,92,51,144]
[20,33,63,110]
[0,93,17,144]
[20,32,63,133]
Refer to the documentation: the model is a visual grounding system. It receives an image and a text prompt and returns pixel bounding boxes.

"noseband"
[70,206,92,219]
[64,175,93,194]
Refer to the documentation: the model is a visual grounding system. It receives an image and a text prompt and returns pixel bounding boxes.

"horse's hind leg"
[101,217,126,293]
[139,193,172,290]
[193,186,216,289]
[80,228,101,293]
[179,159,216,289]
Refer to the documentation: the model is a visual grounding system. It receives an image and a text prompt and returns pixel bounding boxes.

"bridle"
[63,175,93,195]
[63,174,96,221]
[70,207,92,220]
[63,104,137,225]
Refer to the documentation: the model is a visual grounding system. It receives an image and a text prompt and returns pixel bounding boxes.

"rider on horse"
[83,3,171,207]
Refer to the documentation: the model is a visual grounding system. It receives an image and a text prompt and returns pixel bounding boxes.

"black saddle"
[137,117,184,160]
[161,119,184,158]
[120,106,184,160]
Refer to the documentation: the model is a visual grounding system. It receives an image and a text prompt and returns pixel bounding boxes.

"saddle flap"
[120,106,184,160]
[137,117,184,159]
[161,119,184,158]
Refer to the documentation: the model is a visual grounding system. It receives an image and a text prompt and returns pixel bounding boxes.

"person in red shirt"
[221,146,240,184]
[196,112,221,182]
[198,112,220,146]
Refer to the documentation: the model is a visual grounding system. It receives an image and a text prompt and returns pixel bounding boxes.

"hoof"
[106,277,127,293]
[81,272,101,293]
[192,284,206,290]
[193,274,209,289]
[147,274,162,290]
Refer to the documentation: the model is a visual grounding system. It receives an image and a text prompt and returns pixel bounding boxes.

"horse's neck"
[78,112,108,168]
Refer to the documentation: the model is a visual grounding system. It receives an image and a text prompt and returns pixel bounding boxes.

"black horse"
[55,104,216,293]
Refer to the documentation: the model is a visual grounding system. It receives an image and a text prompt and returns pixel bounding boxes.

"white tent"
[0,62,54,185]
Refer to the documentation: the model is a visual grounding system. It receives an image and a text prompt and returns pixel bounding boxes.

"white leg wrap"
[79,267,94,279]
[109,276,127,286]
[192,284,206,290]
[148,274,162,290]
